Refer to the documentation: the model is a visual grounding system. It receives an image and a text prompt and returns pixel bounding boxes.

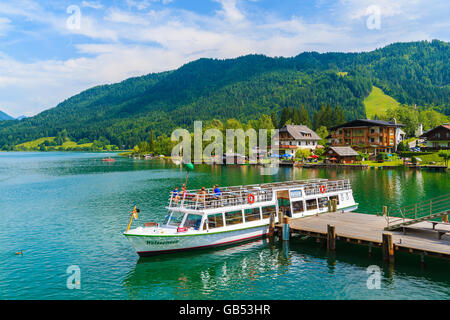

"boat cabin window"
[262,205,276,219]
[318,197,328,209]
[292,200,304,213]
[244,208,261,222]
[207,213,224,229]
[225,210,243,226]
[306,199,318,211]
[168,211,185,226]
[184,214,203,230]
[329,195,339,205]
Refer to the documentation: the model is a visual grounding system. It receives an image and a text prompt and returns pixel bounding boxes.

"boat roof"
[167,179,351,212]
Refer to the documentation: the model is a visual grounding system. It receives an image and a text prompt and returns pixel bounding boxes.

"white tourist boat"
[124,179,358,256]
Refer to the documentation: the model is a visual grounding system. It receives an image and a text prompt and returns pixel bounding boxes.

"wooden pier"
[275,211,450,262]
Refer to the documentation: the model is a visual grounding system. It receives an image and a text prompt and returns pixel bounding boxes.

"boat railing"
[303,179,352,196]
[168,179,351,210]
[169,188,274,210]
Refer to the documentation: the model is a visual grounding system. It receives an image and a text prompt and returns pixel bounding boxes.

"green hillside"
[364,86,401,119]
[0,40,448,150]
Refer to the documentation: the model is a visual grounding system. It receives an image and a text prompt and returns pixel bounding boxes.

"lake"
[0,152,448,299]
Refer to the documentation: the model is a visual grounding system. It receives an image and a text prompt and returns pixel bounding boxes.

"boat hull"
[125,225,269,256]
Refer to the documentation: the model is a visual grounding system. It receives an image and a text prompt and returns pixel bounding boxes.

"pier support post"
[382,233,394,264]
[327,224,336,251]
[268,213,275,236]
[282,216,290,241]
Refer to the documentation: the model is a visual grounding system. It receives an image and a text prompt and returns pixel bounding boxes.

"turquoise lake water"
[0,152,449,300]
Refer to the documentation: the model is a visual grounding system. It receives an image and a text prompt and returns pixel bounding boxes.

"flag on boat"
[132,205,139,219]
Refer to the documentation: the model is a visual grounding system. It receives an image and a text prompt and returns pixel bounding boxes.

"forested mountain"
[0,110,14,121]
[0,40,448,150]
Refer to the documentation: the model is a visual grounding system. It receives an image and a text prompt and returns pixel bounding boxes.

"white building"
[273,125,321,157]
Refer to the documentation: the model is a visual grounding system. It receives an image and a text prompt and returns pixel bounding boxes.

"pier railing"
[384,193,450,230]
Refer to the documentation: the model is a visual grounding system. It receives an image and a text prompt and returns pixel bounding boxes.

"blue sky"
[0,0,448,117]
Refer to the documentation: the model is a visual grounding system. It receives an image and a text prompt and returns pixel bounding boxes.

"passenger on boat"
[213,184,221,199]
[172,187,180,203]
[197,187,207,203]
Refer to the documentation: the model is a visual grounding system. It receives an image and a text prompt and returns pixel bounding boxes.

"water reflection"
[123,237,450,300]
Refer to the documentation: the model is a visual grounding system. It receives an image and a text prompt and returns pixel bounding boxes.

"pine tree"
[148,129,154,152]
[332,105,346,127]
[271,112,278,129]
[298,105,312,128]
[279,107,290,128]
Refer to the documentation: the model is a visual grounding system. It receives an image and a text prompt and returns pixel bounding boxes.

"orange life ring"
[248,193,255,204]
[320,185,326,194]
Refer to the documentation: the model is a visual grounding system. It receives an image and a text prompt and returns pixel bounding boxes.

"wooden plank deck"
[277,211,450,260]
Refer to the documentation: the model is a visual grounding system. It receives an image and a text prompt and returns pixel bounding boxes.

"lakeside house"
[326,146,359,164]
[328,119,405,154]
[272,125,321,157]
[419,124,450,150]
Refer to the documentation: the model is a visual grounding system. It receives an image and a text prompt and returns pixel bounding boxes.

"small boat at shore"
[124,179,358,256]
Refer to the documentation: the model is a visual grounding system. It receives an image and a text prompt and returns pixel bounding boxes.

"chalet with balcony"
[273,125,321,157]
[419,124,450,150]
[328,119,405,154]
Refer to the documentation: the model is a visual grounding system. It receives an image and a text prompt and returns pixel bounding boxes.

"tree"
[298,105,312,128]
[295,148,311,160]
[315,126,329,146]
[279,107,290,128]
[270,112,278,129]
[438,150,450,166]
[332,105,346,126]
[149,129,154,152]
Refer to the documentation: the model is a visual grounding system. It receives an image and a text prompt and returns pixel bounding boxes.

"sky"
[0,0,448,117]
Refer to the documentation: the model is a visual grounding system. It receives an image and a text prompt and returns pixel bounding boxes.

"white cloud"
[215,0,245,23]
[82,1,104,10]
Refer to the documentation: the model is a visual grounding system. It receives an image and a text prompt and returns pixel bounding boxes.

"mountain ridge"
[0,40,448,149]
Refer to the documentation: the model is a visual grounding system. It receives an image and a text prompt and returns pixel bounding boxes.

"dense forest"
[0,40,448,150]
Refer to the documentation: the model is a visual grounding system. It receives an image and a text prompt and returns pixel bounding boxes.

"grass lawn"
[16,137,55,149]
[362,159,404,167]
[364,86,400,119]
[16,137,95,151]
